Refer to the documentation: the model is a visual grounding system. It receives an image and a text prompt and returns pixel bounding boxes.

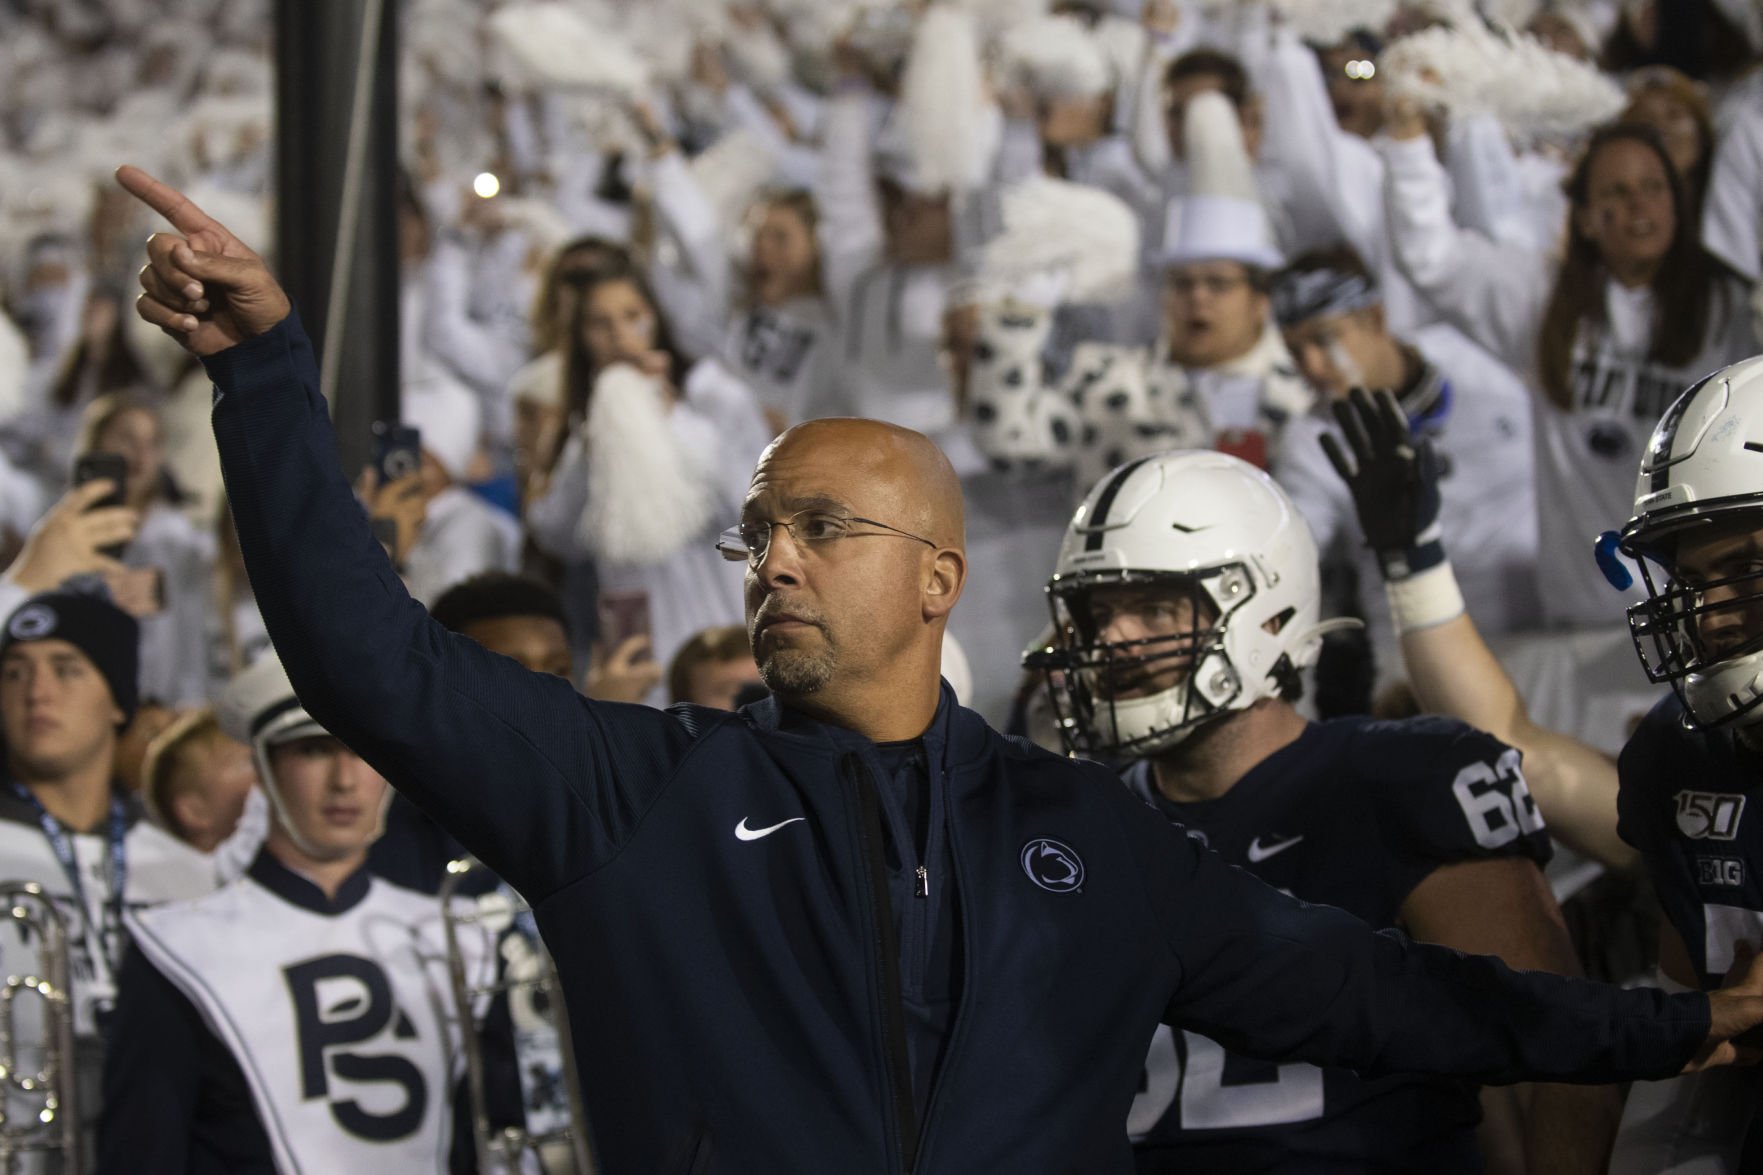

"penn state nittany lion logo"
[1020,838,1084,893]
[7,604,56,641]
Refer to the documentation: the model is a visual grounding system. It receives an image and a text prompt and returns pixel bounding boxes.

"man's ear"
[923,548,967,621]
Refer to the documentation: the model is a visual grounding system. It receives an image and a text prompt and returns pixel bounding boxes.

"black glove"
[1319,387,1445,581]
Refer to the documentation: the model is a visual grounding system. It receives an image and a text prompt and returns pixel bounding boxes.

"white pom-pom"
[1382,19,1624,145]
[997,15,1114,99]
[972,176,1141,305]
[579,365,718,566]
[690,129,780,256]
[1092,15,1148,94]
[898,6,994,195]
[486,1,649,94]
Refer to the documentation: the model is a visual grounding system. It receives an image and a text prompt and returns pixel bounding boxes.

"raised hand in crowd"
[582,633,663,703]
[115,164,290,357]
[104,567,165,620]
[10,479,137,594]
[354,467,427,570]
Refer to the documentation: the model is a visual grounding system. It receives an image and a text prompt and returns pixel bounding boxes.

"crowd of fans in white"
[12,0,1763,730]
[4,0,1763,1165]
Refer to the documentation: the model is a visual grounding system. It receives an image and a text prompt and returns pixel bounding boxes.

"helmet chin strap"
[1292,617,1365,647]
[1684,650,1763,732]
[1092,616,1366,753]
[252,747,394,861]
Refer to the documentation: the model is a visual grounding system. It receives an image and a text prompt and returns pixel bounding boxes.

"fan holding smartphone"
[361,421,426,570]
[73,394,214,704]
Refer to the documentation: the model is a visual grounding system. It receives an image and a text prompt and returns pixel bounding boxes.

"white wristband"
[1385,561,1466,634]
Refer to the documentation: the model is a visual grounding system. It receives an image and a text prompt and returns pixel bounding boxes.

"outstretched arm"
[116,166,696,900]
[1140,810,1756,1085]
[1321,388,1637,872]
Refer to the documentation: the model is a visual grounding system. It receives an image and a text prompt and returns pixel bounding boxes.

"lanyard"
[6,779,128,973]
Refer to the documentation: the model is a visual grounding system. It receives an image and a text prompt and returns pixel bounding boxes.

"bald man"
[117,167,1763,1174]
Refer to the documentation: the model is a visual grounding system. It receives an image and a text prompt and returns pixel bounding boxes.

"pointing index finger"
[114,165,226,241]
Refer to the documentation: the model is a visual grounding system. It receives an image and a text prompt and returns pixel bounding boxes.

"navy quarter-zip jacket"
[206,312,1711,1174]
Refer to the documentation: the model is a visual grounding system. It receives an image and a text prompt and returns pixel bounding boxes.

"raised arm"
[813,79,885,314]
[1257,25,1386,263]
[1319,387,1637,872]
[1702,95,1763,281]
[116,166,697,900]
[1379,106,1552,369]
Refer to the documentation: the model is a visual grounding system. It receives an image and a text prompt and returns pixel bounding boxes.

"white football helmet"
[1026,450,1358,757]
[1620,357,1763,731]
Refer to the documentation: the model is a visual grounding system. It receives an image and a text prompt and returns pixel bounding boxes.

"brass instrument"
[441,858,593,1174]
[0,883,77,1174]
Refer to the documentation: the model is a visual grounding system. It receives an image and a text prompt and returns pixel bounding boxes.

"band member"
[98,652,491,1173]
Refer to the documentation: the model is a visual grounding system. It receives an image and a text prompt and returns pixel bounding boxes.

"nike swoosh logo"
[735,816,806,841]
[1246,834,1304,864]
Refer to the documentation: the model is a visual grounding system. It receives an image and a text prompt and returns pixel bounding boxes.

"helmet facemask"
[1028,563,1295,758]
[1627,534,1763,731]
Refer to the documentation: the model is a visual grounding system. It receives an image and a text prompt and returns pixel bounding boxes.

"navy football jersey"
[1125,715,1553,1174]
[1618,694,1763,988]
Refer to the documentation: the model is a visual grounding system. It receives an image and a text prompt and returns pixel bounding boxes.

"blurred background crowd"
[2,0,1762,922]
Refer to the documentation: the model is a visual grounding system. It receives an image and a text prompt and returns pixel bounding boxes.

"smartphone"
[371,421,423,485]
[72,452,129,559]
[596,590,652,659]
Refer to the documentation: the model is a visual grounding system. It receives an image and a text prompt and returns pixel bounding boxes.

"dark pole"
[273,0,400,475]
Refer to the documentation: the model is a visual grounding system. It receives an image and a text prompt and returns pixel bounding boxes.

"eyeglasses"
[717,509,937,565]
[1166,271,1255,298]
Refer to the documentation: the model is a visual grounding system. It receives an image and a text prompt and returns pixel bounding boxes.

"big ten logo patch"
[1697,856,1746,888]
[284,954,428,1140]
[1676,792,1746,842]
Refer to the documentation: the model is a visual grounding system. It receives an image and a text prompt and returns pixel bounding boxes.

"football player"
[1614,356,1763,1164]
[1029,451,1620,1172]
[1322,383,1753,1170]
[1318,387,1635,872]
[98,652,492,1172]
